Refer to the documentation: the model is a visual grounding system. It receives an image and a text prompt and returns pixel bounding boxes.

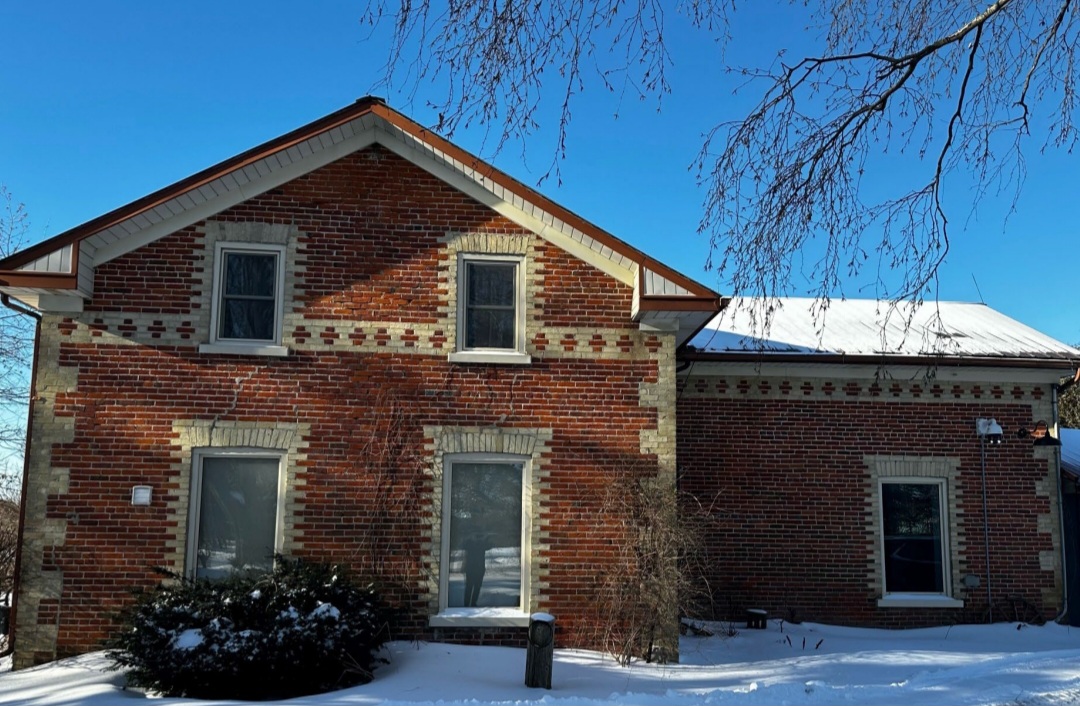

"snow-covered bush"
[108,558,391,700]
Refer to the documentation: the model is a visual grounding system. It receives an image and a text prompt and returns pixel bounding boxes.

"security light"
[975,418,1004,445]
[131,486,152,506]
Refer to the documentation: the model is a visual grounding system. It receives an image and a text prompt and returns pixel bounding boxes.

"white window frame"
[186,448,286,580]
[448,254,531,365]
[877,477,963,608]
[200,242,289,357]
[432,453,532,627]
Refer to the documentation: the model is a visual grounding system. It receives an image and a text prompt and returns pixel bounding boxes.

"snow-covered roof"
[689,298,1079,363]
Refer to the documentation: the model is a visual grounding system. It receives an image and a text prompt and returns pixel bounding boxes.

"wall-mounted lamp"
[131,485,153,506]
[1016,420,1062,447]
[975,418,1004,445]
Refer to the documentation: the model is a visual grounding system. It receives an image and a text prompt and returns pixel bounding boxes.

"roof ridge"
[0,100,718,304]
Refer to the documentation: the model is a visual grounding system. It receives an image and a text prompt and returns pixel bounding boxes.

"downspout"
[1054,369,1080,622]
[979,434,993,622]
[0,294,41,659]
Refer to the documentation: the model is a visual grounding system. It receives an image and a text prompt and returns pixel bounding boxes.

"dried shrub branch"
[345,389,432,594]
[585,461,718,664]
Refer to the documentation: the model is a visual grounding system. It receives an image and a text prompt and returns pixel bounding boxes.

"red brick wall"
[23,146,663,660]
[88,228,202,315]
[678,374,1059,628]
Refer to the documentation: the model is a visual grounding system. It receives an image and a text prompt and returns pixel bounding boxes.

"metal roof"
[689,297,1080,362]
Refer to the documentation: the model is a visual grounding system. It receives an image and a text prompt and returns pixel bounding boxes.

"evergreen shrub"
[108,558,390,700]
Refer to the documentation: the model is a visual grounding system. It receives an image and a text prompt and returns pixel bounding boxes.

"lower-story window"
[441,457,526,612]
[880,479,948,594]
[188,451,283,580]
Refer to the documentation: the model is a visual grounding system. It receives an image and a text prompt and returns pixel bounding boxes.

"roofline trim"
[0,99,387,272]
[679,350,1080,370]
[367,104,716,299]
[0,272,79,290]
[638,295,723,312]
[0,98,719,303]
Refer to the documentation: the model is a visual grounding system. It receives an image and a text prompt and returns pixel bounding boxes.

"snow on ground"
[3,621,1080,705]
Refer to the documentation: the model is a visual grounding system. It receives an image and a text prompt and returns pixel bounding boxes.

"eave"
[679,350,1080,371]
[0,98,720,344]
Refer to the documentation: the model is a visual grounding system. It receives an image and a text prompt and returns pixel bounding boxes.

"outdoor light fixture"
[1016,420,1062,447]
[975,418,1004,445]
[131,485,152,506]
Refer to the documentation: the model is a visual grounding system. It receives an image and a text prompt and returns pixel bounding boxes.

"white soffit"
[374,120,642,287]
[22,107,704,304]
[86,114,379,267]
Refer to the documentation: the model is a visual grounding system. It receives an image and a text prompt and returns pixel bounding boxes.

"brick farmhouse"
[680,299,1079,628]
[0,100,1075,669]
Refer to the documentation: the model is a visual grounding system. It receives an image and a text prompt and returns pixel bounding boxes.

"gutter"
[679,350,1080,371]
[0,294,41,659]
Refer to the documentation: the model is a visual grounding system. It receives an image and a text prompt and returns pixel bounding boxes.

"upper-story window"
[449,254,530,365]
[464,260,516,348]
[202,243,288,356]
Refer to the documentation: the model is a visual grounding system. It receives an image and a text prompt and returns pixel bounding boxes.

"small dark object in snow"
[746,609,767,629]
[785,635,793,647]
[802,637,805,649]
[815,639,824,649]
[682,621,717,639]
[525,614,555,689]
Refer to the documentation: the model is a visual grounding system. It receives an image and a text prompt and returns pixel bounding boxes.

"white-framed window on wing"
[879,478,951,595]
[187,450,284,580]
[450,255,529,364]
[440,455,528,614]
[209,243,286,346]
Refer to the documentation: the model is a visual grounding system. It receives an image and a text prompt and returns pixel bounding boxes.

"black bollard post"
[525,612,555,689]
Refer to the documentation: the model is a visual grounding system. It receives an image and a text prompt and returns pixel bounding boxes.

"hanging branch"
[365,1,1080,331]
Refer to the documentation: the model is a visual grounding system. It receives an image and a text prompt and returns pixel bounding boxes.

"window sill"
[877,594,964,609]
[448,351,532,365]
[429,608,532,628]
[198,342,290,357]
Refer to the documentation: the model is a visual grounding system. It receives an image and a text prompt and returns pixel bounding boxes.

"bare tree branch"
[363,0,734,181]
[0,187,33,458]
[365,1,1080,332]
[695,0,1079,332]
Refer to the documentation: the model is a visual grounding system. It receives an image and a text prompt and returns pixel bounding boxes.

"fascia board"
[680,359,1069,385]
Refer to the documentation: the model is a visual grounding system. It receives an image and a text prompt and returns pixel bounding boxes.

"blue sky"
[1,1,1076,344]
